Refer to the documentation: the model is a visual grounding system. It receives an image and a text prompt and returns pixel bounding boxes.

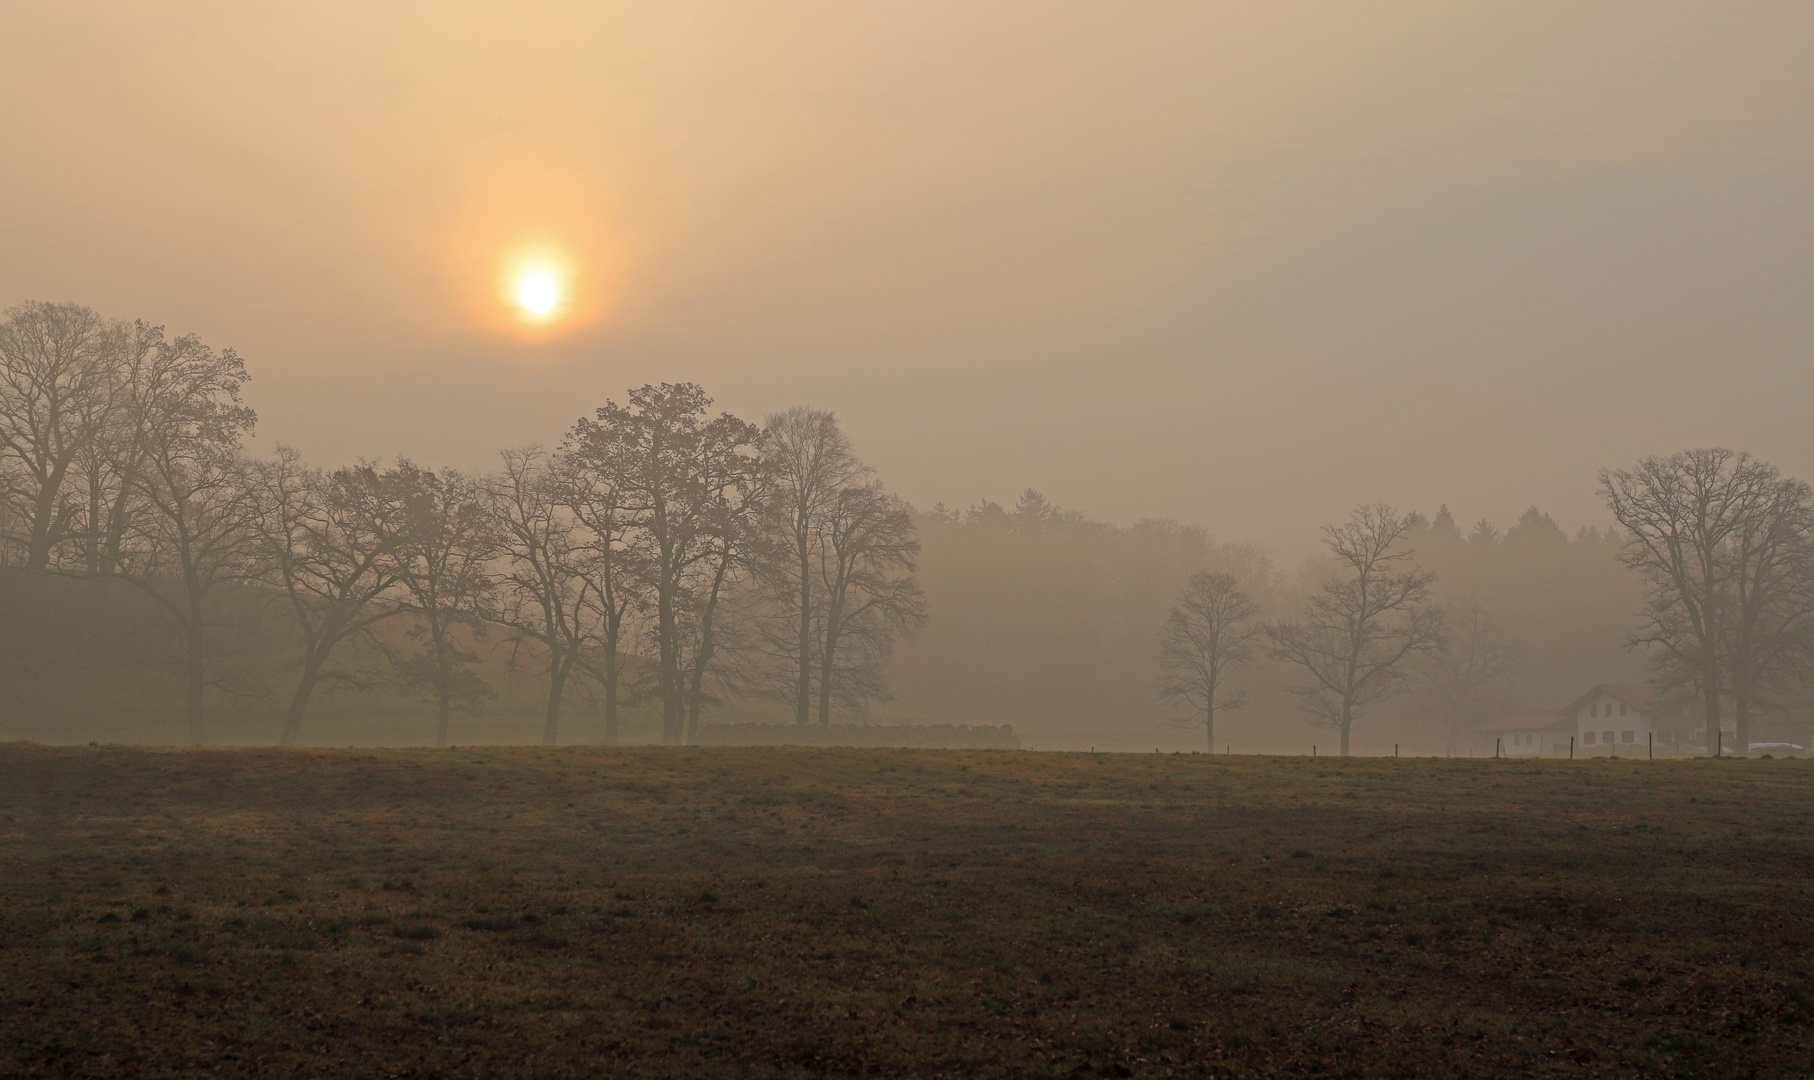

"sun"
[516,267,560,316]
[490,238,590,336]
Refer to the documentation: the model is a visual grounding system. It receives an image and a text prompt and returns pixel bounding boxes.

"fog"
[20,14,1814,1078]
[5,4,1814,752]
[6,3,1814,559]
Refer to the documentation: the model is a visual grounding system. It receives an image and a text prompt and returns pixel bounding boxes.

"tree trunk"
[817,617,841,726]
[544,652,571,747]
[684,556,731,747]
[685,692,703,745]
[1733,687,1751,758]
[84,483,102,573]
[435,682,452,748]
[1704,671,1722,757]
[685,634,709,744]
[26,478,61,572]
[1205,705,1214,753]
[101,487,133,575]
[795,533,812,725]
[183,589,208,747]
[684,614,705,744]
[660,695,682,744]
[185,650,207,748]
[657,588,683,744]
[432,619,453,748]
[1339,697,1353,757]
[601,641,619,747]
[279,653,328,747]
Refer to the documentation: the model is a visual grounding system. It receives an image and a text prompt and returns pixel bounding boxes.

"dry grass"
[3,743,1813,1078]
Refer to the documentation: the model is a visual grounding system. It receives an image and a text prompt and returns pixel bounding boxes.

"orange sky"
[4,2,1812,556]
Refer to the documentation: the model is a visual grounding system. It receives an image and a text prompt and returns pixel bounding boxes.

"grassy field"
[3,745,1813,1079]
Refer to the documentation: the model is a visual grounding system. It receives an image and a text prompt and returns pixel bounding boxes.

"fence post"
[1649,732,1653,760]
[1312,745,1316,758]
[1496,737,1501,759]
[1569,736,1575,760]
[1395,743,1399,758]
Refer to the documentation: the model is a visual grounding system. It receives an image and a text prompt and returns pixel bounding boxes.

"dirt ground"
[3,743,1812,1078]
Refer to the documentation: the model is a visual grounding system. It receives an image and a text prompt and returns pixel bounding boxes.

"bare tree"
[57,329,260,745]
[63,324,218,574]
[252,450,412,747]
[1267,505,1444,756]
[1157,571,1261,752]
[759,407,870,724]
[391,461,499,748]
[485,447,594,746]
[122,426,260,745]
[679,464,773,742]
[0,302,136,570]
[811,481,925,723]
[1600,449,1814,755]
[557,440,646,746]
[1717,474,1814,751]
[571,384,760,745]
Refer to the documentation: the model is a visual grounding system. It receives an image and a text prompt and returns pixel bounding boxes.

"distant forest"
[889,494,1642,753]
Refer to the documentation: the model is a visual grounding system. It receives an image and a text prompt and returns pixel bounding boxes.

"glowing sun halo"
[516,268,560,316]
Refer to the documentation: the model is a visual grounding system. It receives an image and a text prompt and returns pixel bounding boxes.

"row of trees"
[887,489,1636,751]
[1158,449,1814,757]
[0,301,924,746]
[1158,505,1443,756]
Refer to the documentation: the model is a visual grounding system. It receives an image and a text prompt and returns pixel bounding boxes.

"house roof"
[1476,712,1575,733]
[1560,684,1658,716]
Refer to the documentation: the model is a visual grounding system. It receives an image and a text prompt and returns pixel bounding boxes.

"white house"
[1567,684,1751,754]
[1561,684,1657,756]
[1478,684,1753,758]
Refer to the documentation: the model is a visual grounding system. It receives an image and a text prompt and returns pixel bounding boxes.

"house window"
[1620,704,1629,716]
[1603,730,1614,745]
[1622,730,1635,743]
[1583,731,1596,745]
[1590,704,1598,718]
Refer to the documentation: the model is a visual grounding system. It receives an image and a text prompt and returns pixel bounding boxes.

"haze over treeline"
[6,4,1814,753]
[0,297,1681,755]
[890,495,1645,753]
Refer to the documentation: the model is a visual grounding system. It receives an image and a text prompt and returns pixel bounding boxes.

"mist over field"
[3,3,1814,755]
[7,5,1814,1077]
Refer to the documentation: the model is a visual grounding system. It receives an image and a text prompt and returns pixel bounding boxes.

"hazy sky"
[5,2,1812,556]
